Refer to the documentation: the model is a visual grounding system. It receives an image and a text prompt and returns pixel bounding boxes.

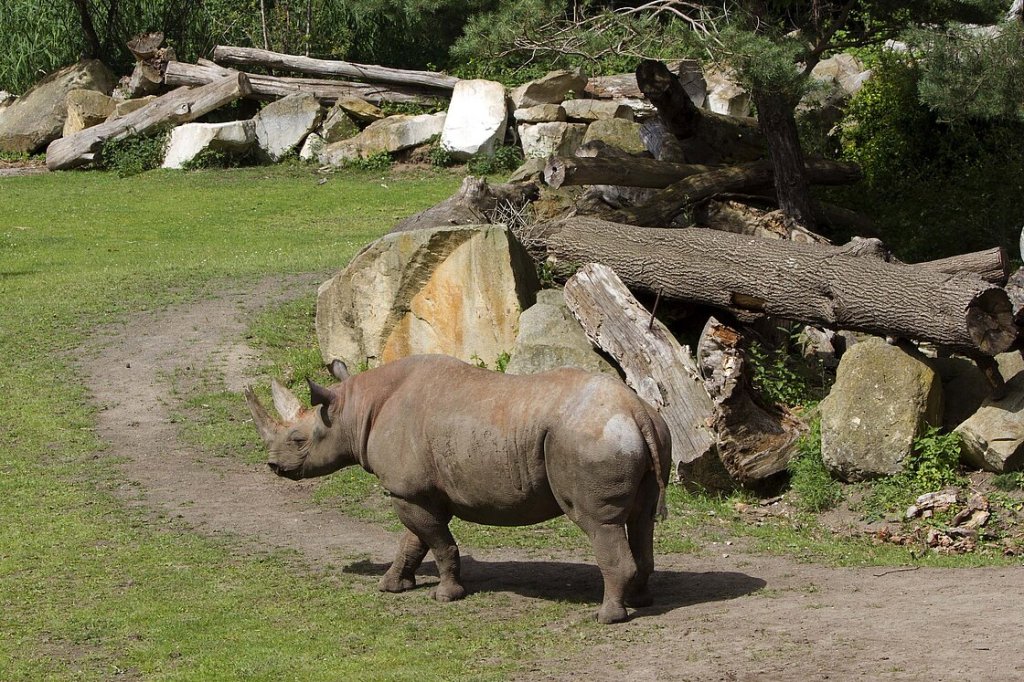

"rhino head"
[244,361,351,480]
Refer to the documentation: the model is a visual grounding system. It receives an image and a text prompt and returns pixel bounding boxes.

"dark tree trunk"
[71,0,102,59]
[751,88,815,230]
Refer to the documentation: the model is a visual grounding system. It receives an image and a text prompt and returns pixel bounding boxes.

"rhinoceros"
[245,354,671,623]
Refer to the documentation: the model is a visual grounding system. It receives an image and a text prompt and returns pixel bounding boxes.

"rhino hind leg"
[390,498,467,603]
[379,530,429,593]
[574,517,638,624]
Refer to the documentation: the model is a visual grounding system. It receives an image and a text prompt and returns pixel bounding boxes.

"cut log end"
[967,287,1018,356]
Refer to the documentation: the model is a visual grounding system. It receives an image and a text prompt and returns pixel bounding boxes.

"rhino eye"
[288,433,308,447]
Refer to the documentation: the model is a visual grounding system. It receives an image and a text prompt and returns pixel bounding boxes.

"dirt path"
[80,278,1024,682]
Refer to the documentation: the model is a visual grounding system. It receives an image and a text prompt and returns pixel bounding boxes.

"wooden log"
[916,247,1009,285]
[585,59,704,101]
[697,317,806,485]
[46,73,251,171]
[610,159,862,227]
[211,45,459,92]
[639,119,687,162]
[635,59,766,164]
[164,60,437,105]
[562,263,728,489]
[544,155,716,189]
[513,216,1018,356]
[388,176,539,234]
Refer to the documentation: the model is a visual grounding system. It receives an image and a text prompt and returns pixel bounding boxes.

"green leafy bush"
[428,143,456,168]
[467,144,523,176]
[99,128,170,177]
[346,151,393,172]
[788,420,843,513]
[862,427,966,520]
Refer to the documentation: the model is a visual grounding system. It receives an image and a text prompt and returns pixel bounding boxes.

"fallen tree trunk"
[609,159,862,227]
[46,73,251,171]
[544,155,716,189]
[697,317,806,485]
[164,60,437,105]
[917,247,1010,285]
[388,176,539,233]
[514,216,1017,355]
[562,263,727,489]
[211,45,459,92]
[635,59,766,164]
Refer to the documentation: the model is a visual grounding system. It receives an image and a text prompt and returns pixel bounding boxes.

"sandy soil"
[79,277,1024,682]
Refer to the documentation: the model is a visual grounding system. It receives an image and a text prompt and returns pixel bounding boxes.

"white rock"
[517,122,587,158]
[162,120,256,169]
[299,132,326,162]
[441,79,508,159]
[254,92,322,162]
[705,68,751,118]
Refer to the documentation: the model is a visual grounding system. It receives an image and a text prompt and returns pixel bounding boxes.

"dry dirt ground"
[79,277,1024,682]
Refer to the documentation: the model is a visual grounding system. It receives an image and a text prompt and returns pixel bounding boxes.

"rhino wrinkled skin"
[245,354,671,624]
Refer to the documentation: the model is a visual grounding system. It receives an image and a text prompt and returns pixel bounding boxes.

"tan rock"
[317,225,539,369]
[561,99,633,123]
[581,118,646,155]
[511,70,588,109]
[513,104,566,124]
[957,373,1024,472]
[62,89,114,136]
[335,96,383,125]
[106,95,158,121]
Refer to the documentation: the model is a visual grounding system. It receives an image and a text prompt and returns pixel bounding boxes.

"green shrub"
[747,339,829,410]
[346,151,393,172]
[99,128,170,177]
[428,143,456,168]
[862,427,966,520]
[788,420,843,513]
[467,144,523,176]
[992,472,1024,491]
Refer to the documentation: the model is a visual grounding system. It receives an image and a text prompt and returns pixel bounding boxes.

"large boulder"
[322,112,446,165]
[0,60,115,153]
[518,122,587,158]
[957,373,1024,472]
[704,68,751,118]
[581,118,646,155]
[441,79,508,159]
[106,95,157,121]
[62,89,115,137]
[319,104,360,143]
[820,338,944,481]
[254,92,322,161]
[929,357,992,429]
[513,104,566,124]
[317,225,539,369]
[561,99,633,123]
[162,120,256,169]
[334,96,383,125]
[505,289,617,376]
[810,53,872,97]
[511,70,588,109]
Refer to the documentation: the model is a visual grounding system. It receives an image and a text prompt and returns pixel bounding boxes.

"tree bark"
[544,155,716,189]
[46,73,252,171]
[697,317,806,485]
[211,45,459,92]
[164,60,437,105]
[751,88,816,230]
[562,263,728,489]
[513,216,1017,356]
[608,159,861,227]
[71,0,102,60]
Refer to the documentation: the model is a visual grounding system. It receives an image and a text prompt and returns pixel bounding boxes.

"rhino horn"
[307,378,335,428]
[270,378,302,422]
[244,386,281,446]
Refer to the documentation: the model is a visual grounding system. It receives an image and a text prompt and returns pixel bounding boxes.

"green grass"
[0,166,600,680]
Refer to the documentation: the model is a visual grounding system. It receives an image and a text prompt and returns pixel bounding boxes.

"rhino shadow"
[344,556,765,618]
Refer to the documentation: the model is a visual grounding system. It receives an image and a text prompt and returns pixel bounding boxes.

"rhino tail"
[637,411,670,522]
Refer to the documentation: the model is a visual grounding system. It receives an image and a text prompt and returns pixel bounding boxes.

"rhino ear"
[328,359,350,381]
[307,378,335,428]
[271,378,302,422]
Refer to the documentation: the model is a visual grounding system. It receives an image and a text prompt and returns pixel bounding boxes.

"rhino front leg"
[379,530,429,593]
[391,498,466,603]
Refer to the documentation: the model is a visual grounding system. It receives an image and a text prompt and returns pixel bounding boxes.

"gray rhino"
[245,354,671,623]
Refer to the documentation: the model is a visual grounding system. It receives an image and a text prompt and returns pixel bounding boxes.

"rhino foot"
[596,603,629,624]
[430,582,467,602]
[378,574,416,593]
